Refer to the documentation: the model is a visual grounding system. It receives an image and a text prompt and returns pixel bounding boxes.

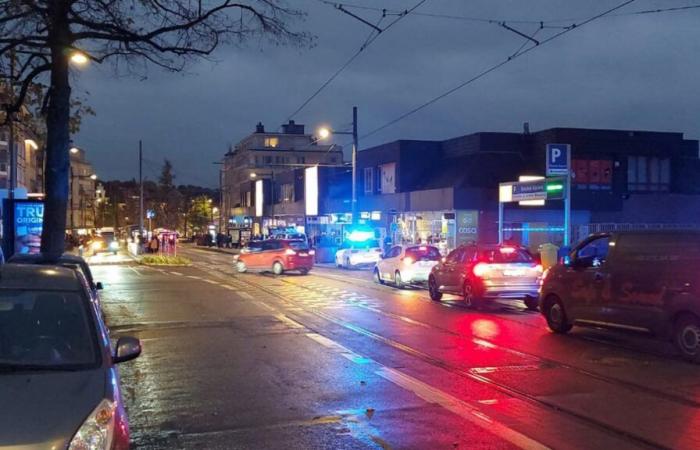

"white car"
[374,245,442,287]
[335,240,383,269]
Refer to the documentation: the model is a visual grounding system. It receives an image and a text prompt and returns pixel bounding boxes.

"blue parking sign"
[546,143,570,175]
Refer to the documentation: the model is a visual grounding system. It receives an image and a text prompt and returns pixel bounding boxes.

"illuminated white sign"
[305,166,319,216]
[255,179,263,217]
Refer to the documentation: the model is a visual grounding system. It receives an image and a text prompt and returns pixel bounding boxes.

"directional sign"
[546,143,570,176]
[511,179,546,202]
[545,177,566,200]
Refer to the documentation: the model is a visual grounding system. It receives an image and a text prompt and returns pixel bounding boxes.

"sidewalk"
[182,243,239,255]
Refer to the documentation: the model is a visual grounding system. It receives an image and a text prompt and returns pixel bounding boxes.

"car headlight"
[109,241,119,250]
[69,399,115,450]
[91,241,103,250]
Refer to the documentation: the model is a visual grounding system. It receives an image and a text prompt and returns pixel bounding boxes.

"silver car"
[0,264,141,449]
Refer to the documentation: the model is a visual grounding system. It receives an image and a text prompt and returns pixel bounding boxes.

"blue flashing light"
[346,229,375,242]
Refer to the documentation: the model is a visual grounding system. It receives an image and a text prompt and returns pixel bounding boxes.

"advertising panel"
[13,200,44,255]
[456,210,479,245]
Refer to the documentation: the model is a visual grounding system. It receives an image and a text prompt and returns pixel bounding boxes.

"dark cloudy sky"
[74,0,700,187]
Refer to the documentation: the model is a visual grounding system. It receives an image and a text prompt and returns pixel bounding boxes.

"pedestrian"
[149,236,159,254]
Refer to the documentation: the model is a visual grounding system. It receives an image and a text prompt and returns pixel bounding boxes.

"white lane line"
[186,275,201,280]
[169,271,183,276]
[255,301,275,312]
[238,291,254,300]
[203,279,220,285]
[306,333,373,364]
[300,329,549,450]
[375,367,550,450]
[275,313,305,329]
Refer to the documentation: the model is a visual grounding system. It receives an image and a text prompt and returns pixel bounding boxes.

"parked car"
[335,239,383,269]
[428,244,543,309]
[539,230,700,362]
[374,245,442,288]
[0,263,141,449]
[234,239,314,275]
[8,253,104,311]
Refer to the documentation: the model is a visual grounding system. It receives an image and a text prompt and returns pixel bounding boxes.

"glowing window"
[264,137,279,148]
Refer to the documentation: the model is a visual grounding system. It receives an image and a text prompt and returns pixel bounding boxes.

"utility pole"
[139,140,144,237]
[69,166,74,231]
[8,49,16,199]
[351,106,358,224]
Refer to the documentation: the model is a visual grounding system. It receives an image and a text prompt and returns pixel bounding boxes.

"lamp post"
[317,106,358,224]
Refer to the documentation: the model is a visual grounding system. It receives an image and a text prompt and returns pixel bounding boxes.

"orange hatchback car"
[234,239,314,275]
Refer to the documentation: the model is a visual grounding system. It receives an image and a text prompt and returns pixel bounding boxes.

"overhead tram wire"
[326,1,700,26]
[360,0,639,141]
[285,0,428,121]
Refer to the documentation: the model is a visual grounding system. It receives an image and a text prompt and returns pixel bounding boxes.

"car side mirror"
[113,336,142,364]
[95,281,104,290]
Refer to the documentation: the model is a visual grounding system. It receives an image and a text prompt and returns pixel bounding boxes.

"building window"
[245,191,252,207]
[264,137,279,148]
[0,163,6,172]
[281,184,294,203]
[263,156,272,164]
[297,156,305,164]
[364,167,374,194]
[628,156,670,192]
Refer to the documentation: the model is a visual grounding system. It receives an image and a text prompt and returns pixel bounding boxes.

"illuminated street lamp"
[90,174,97,180]
[250,172,257,179]
[70,51,89,66]
[70,147,79,154]
[317,106,359,223]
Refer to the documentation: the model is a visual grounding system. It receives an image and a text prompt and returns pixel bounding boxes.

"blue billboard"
[13,200,44,254]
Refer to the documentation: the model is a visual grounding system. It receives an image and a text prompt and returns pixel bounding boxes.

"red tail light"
[534,264,543,273]
[285,248,297,256]
[473,262,490,278]
[308,249,316,255]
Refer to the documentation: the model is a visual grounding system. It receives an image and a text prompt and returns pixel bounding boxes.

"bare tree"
[0,0,309,256]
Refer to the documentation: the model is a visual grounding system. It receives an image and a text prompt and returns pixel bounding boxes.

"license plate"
[503,269,525,277]
[299,253,308,257]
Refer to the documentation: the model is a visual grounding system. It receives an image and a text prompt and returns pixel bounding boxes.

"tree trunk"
[41,10,71,258]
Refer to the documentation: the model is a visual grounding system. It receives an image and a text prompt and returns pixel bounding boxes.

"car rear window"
[405,246,441,261]
[288,241,309,250]
[480,247,533,263]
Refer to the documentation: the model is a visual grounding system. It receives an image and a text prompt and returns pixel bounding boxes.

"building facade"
[68,147,98,231]
[221,120,344,239]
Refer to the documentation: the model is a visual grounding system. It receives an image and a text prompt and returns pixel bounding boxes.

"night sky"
[74,0,700,186]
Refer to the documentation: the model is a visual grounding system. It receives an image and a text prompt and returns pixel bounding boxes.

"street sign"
[546,143,570,176]
[511,179,546,202]
[146,209,155,219]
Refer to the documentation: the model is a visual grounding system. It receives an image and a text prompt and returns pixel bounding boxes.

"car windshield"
[0,289,100,370]
[405,246,441,261]
[480,247,533,264]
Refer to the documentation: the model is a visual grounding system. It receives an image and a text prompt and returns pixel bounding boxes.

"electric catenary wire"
[285,0,427,121]
[360,0,640,141]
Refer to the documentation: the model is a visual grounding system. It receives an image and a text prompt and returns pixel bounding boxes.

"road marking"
[169,271,183,276]
[306,333,372,364]
[375,367,550,450]
[275,313,305,329]
[186,275,200,280]
[255,301,275,312]
[238,291,254,300]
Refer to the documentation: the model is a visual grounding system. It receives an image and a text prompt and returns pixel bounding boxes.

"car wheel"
[299,268,310,275]
[344,258,351,269]
[673,314,700,363]
[272,261,284,276]
[236,261,247,273]
[524,296,539,311]
[373,268,384,285]
[463,282,481,309]
[428,276,442,301]
[544,295,572,334]
[394,271,405,289]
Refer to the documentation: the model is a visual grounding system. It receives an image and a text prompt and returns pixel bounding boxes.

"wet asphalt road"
[92,246,700,449]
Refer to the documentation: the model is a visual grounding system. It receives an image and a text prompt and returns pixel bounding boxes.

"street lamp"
[250,172,257,179]
[69,51,89,66]
[317,106,359,224]
[70,147,79,154]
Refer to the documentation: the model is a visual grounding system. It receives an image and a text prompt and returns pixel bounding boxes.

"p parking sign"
[546,144,570,176]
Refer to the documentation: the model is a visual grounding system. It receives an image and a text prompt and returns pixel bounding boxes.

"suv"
[428,244,543,309]
[539,231,700,362]
[234,239,314,275]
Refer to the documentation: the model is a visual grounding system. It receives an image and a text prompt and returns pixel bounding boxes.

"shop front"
[391,209,479,255]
